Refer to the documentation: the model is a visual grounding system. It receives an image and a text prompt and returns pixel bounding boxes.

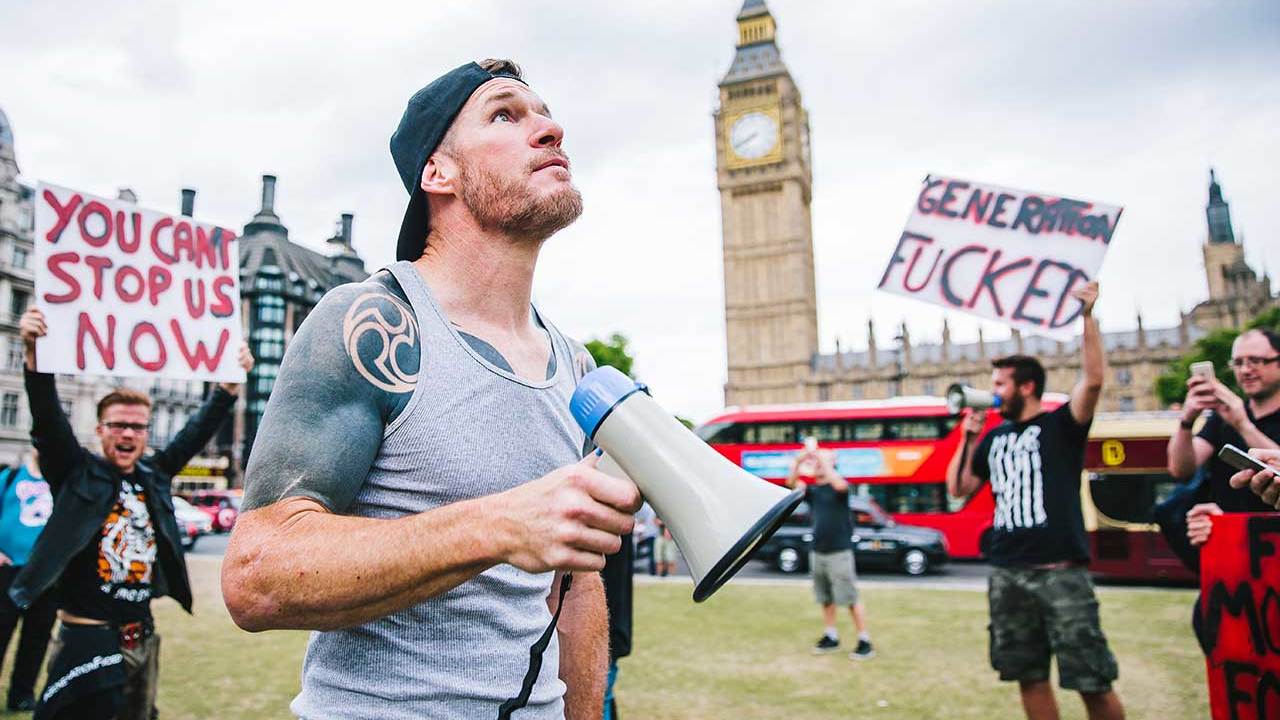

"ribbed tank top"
[290,261,584,719]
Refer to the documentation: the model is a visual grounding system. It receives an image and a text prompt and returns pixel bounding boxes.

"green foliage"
[584,333,635,378]
[1155,307,1280,406]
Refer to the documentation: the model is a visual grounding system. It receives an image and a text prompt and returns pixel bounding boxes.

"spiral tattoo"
[342,292,419,394]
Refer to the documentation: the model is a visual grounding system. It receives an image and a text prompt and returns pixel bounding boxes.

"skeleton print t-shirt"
[971,403,1091,567]
[59,475,156,622]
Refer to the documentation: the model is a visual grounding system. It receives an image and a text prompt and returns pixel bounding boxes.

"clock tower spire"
[715,0,819,406]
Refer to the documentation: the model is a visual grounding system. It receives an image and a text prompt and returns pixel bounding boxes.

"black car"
[755,495,949,576]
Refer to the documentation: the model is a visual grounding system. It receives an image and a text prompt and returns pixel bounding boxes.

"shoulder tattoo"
[342,291,419,394]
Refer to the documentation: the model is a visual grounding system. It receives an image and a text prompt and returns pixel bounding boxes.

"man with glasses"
[14,306,251,720]
[1168,327,1280,548]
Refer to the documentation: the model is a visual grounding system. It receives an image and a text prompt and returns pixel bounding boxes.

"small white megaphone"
[945,383,1002,414]
[570,367,805,602]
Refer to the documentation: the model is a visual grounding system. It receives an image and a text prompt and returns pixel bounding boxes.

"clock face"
[729,111,779,161]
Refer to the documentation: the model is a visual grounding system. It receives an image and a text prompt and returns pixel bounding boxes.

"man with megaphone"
[222,59,642,720]
[945,282,1126,720]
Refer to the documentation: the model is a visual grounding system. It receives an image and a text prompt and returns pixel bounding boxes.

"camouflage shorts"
[987,566,1119,693]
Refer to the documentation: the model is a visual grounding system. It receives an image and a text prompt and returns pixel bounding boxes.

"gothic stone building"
[716,1,1276,412]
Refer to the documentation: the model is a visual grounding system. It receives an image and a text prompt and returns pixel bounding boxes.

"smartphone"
[1191,361,1215,381]
[1218,444,1279,474]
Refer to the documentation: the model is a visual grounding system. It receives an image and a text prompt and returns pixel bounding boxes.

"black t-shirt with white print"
[972,403,1092,567]
[59,473,156,623]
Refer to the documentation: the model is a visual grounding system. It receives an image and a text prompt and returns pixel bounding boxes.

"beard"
[456,153,583,241]
[999,392,1025,421]
[1247,377,1280,404]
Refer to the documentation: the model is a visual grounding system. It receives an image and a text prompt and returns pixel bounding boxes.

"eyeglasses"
[1229,356,1280,370]
[102,422,149,433]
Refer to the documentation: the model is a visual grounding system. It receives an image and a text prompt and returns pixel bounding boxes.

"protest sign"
[1200,513,1280,720]
[33,183,245,383]
[878,175,1122,341]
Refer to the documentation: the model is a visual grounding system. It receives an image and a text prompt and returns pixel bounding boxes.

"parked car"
[186,490,242,532]
[756,495,948,576]
[172,495,213,551]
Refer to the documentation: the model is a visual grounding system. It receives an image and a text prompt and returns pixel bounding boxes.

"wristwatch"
[1179,418,1195,431]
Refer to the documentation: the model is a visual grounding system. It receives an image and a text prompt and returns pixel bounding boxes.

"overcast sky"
[3,0,1277,422]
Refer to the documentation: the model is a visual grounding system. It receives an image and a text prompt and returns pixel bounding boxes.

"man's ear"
[420,153,457,197]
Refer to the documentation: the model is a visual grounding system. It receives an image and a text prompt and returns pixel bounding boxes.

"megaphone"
[570,367,805,602]
[945,383,1003,414]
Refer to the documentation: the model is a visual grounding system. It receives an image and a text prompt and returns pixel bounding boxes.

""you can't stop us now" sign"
[33,183,245,383]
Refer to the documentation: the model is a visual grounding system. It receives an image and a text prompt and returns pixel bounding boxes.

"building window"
[852,383,864,400]
[922,381,936,396]
[9,289,28,319]
[817,383,830,402]
[0,393,17,427]
[6,338,23,371]
[12,246,28,270]
[257,304,285,324]
[1119,396,1135,412]
[1115,368,1132,386]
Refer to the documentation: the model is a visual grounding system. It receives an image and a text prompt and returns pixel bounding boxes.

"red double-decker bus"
[696,397,1015,559]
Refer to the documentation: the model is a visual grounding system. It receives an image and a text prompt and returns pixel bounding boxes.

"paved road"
[192,531,992,588]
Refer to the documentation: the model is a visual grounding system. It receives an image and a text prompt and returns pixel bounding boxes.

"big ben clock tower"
[716,0,819,406]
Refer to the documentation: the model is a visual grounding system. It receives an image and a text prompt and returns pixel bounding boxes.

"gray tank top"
[291,261,586,720]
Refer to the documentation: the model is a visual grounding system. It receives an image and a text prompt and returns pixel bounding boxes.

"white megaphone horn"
[570,367,805,602]
[945,383,1002,414]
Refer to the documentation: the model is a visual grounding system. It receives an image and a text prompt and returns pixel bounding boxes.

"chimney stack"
[180,188,196,218]
[341,213,354,247]
[261,174,277,213]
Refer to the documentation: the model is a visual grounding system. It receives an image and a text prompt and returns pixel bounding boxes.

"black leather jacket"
[9,369,236,613]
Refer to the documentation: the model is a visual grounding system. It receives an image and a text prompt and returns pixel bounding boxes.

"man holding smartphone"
[784,438,874,660]
[1167,328,1280,547]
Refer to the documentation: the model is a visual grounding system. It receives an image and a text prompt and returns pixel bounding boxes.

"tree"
[1155,307,1280,406]
[584,333,635,378]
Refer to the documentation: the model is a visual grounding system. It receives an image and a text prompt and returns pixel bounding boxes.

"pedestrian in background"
[785,438,874,660]
[0,448,54,711]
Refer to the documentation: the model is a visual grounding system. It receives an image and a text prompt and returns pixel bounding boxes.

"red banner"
[1201,513,1280,719]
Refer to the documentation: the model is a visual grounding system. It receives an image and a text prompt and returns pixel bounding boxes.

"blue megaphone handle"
[570,366,645,440]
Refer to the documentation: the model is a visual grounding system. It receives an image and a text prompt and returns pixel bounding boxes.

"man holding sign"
[15,307,251,720]
[947,282,1125,720]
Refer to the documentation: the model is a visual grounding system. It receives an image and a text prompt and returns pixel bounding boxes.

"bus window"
[696,422,743,444]
[850,422,884,441]
[746,423,796,444]
[853,482,951,514]
[796,423,843,442]
[1088,472,1169,524]
[886,419,943,440]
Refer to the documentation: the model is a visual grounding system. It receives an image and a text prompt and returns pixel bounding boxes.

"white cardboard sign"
[32,182,245,382]
[878,175,1122,340]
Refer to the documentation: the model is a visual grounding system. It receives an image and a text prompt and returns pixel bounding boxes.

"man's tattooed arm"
[241,274,418,513]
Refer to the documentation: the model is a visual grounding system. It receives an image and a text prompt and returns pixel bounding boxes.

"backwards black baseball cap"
[390,61,526,262]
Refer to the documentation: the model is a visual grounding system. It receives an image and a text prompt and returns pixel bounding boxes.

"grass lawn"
[1,558,1208,718]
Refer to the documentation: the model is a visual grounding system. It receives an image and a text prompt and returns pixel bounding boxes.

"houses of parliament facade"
[716,1,1277,412]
